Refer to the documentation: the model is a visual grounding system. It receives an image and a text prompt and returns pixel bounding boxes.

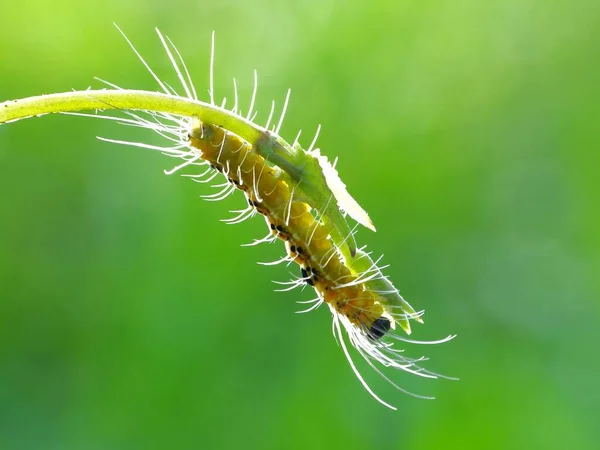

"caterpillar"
[0,26,455,409]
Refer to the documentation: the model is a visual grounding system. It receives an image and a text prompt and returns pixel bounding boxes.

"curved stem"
[1,89,265,141]
[0,88,303,173]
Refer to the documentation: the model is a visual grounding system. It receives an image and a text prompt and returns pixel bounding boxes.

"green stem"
[1,89,262,140]
[0,89,306,175]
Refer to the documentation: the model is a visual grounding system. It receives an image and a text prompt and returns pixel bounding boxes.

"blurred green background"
[1,1,599,449]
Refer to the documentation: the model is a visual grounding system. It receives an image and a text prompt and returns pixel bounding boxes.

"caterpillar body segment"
[256,130,375,242]
[345,249,424,335]
[251,130,360,258]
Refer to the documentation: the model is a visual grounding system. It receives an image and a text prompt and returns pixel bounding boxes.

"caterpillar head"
[367,315,393,340]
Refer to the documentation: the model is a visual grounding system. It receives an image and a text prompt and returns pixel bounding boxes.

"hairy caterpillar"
[0,26,455,409]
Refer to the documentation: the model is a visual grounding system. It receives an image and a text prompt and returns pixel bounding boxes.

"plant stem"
[1,89,264,140]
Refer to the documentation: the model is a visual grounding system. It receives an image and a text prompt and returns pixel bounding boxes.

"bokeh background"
[1,1,599,449]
